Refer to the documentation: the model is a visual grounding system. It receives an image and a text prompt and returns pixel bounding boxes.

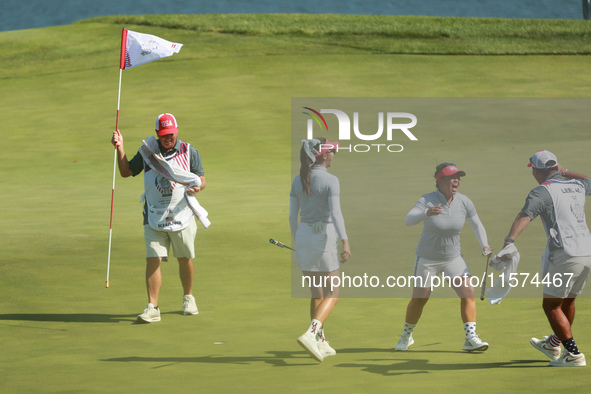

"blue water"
[2,0,586,32]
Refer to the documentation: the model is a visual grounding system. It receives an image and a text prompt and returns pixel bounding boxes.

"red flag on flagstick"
[119,28,127,70]
[106,28,184,288]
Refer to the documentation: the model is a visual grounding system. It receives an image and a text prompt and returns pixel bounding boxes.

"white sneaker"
[394,333,414,351]
[530,336,561,360]
[297,332,324,362]
[183,295,199,315]
[317,337,337,357]
[549,350,586,367]
[137,303,161,323]
[463,335,489,351]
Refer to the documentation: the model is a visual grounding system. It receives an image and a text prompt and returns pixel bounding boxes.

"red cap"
[314,139,340,156]
[155,113,178,136]
[435,164,466,181]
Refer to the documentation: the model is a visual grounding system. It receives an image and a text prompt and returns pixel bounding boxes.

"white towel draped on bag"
[139,136,211,229]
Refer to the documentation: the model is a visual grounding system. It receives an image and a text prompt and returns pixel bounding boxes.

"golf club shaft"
[269,238,294,251]
[480,255,490,300]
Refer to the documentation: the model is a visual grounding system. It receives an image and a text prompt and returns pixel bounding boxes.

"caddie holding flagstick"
[111,113,207,323]
[106,29,185,291]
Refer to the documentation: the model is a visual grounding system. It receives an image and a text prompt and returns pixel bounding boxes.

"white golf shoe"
[549,350,586,367]
[183,295,199,315]
[462,335,489,351]
[297,332,324,362]
[317,336,337,357]
[137,303,161,323]
[394,333,414,351]
[530,336,561,360]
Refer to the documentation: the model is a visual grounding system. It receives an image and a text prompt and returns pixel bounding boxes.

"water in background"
[2,0,586,32]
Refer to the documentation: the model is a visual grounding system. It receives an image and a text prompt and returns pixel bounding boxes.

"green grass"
[81,13,591,54]
[1,13,591,393]
[2,14,591,79]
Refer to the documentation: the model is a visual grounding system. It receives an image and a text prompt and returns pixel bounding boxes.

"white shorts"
[413,255,471,288]
[295,222,339,272]
[144,219,197,260]
[543,249,591,298]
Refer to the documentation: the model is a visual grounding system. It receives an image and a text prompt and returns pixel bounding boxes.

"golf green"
[1,14,590,393]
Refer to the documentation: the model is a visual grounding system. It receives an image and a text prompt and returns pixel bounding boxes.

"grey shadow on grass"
[330,343,548,376]
[0,313,136,324]
[102,351,321,368]
[337,342,462,354]
[334,358,549,376]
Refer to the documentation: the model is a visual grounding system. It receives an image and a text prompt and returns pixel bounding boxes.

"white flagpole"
[106,68,123,289]
[106,29,128,288]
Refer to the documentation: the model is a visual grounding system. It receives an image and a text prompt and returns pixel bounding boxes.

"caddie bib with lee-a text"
[543,179,591,257]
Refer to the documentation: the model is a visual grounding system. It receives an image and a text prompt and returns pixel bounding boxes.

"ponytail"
[299,138,326,195]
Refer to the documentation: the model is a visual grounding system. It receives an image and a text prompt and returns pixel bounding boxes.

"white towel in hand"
[487,243,520,305]
[489,243,518,271]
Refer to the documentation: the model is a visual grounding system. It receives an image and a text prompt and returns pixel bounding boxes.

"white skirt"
[295,222,340,272]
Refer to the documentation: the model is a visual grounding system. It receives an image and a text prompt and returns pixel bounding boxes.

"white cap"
[528,150,558,169]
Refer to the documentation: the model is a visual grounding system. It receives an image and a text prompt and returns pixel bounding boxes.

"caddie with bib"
[111,112,208,324]
[501,150,591,367]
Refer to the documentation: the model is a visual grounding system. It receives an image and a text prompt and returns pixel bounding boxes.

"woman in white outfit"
[290,138,351,362]
[395,163,492,352]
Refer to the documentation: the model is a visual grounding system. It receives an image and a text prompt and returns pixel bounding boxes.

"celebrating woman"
[395,163,492,352]
[290,138,351,362]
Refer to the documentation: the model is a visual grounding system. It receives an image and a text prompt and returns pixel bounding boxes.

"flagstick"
[106,29,128,288]
[106,148,116,289]
[106,68,123,289]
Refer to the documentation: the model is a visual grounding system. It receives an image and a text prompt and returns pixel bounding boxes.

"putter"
[480,253,491,301]
[269,238,294,251]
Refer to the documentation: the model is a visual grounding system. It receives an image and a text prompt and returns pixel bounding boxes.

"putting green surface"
[1,14,591,393]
